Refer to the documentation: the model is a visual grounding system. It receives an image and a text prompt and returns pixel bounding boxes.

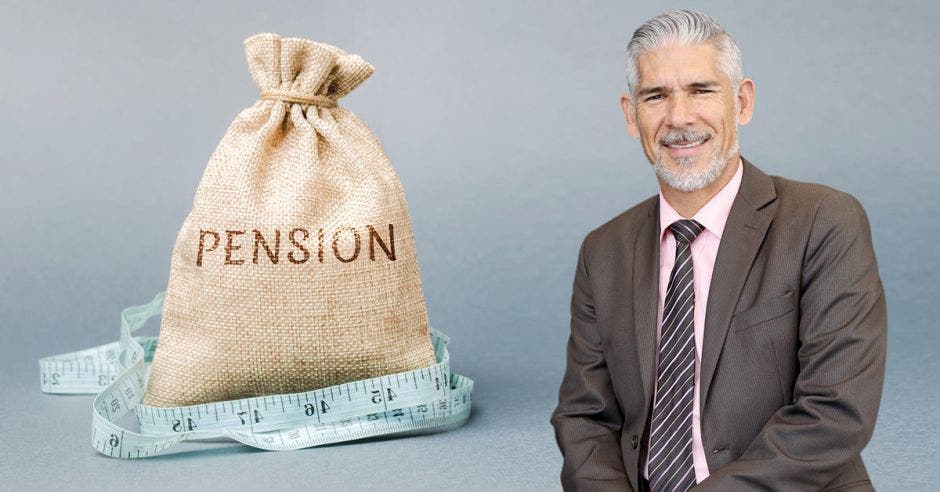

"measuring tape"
[39,291,473,458]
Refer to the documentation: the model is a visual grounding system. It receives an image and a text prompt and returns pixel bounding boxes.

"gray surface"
[1,1,937,490]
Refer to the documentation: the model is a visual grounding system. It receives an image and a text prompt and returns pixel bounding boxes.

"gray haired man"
[550,10,885,491]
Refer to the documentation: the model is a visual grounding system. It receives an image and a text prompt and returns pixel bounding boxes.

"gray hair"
[626,10,743,98]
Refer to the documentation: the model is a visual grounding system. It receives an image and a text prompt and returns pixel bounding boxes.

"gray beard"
[652,137,739,192]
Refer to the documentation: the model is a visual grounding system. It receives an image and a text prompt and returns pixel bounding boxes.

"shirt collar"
[658,157,743,241]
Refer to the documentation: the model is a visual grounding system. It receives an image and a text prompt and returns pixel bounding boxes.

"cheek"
[697,99,730,127]
[636,113,663,144]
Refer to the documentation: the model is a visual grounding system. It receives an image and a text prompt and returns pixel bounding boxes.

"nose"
[665,94,696,127]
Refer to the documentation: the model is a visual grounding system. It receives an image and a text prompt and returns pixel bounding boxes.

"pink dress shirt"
[644,158,743,484]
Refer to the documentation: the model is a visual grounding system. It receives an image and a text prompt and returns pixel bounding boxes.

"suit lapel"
[633,198,660,405]
[699,158,778,408]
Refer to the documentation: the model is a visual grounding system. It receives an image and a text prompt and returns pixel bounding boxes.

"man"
[550,10,886,492]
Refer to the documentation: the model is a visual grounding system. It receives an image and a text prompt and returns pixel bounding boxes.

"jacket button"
[632,435,639,449]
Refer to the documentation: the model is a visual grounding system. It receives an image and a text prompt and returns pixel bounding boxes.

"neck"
[659,155,740,218]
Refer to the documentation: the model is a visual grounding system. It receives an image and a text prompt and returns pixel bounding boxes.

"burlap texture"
[143,33,436,407]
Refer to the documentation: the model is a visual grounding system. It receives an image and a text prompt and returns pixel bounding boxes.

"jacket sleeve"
[696,191,887,490]
[550,237,634,492]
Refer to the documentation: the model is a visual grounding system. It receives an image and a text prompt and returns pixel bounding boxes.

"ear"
[620,93,640,138]
[736,78,755,126]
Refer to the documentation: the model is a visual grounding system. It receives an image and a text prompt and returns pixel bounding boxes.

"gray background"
[1,1,937,490]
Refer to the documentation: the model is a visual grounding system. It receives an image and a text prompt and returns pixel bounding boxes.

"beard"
[651,128,739,192]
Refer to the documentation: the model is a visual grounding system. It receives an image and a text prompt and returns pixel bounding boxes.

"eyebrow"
[688,81,720,90]
[637,86,668,97]
[637,80,720,97]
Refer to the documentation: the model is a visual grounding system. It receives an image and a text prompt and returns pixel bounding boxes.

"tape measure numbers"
[39,292,473,458]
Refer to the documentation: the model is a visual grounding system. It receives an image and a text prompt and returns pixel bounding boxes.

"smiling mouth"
[663,136,710,149]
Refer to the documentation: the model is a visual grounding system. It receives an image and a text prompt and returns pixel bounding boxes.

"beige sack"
[143,33,436,407]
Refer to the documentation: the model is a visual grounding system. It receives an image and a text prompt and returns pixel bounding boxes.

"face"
[621,42,754,192]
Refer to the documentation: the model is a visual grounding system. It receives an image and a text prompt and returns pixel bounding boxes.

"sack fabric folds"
[143,33,436,407]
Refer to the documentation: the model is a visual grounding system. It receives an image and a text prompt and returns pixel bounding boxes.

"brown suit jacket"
[550,159,887,491]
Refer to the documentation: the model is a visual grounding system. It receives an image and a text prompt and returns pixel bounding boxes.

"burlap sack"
[143,33,436,407]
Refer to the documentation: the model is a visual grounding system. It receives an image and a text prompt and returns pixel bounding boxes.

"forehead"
[635,42,726,88]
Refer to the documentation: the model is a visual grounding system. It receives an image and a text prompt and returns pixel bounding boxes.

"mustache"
[660,129,713,146]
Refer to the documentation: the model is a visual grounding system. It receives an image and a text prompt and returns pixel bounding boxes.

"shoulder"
[768,173,871,229]
[761,170,875,272]
[579,195,657,260]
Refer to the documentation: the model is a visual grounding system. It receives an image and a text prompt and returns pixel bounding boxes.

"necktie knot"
[669,219,704,245]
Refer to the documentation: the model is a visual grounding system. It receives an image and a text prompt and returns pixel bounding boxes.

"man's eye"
[644,94,664,102]
[694,89,713,94]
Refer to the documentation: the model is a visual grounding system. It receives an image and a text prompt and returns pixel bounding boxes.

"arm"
[696,191,887,490]
[550,238,633,491]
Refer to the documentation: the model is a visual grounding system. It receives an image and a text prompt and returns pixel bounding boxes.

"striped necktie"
[648,219,704,492]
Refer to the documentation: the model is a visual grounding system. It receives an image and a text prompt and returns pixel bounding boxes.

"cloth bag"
[143,33,436,407]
